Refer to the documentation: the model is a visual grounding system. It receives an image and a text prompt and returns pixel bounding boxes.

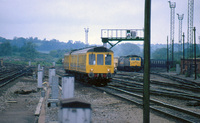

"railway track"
[57,68,200,122]
[112,75,200,101]
[117,72,200,92]
[152,72,200,88]
[95,84,200,122]
[0,64,32,87]
[94,72,200,122]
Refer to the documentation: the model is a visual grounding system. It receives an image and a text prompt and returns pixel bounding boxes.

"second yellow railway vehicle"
[117,55,143,72]
[63,46,114,86]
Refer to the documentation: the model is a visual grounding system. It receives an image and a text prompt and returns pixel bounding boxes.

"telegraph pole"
[143,0,151,122]
[183,33,185,68]
[193,27,196,80]
[167,36,169,72]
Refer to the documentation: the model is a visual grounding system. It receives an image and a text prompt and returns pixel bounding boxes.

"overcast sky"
[0,0,199,45]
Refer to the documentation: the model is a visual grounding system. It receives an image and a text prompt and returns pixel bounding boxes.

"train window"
[136,58,140,61]
[105,54,111,65]
[89,54,95,65]
[97,54,103,65]
[131,58,136,61]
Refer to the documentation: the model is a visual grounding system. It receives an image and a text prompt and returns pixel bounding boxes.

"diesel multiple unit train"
[63,46,169,86]
[63,46,114,86]
[117,55,143,72]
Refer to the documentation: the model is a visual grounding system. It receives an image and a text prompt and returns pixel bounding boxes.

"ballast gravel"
[73,83,175,123]
[0,75,176,123]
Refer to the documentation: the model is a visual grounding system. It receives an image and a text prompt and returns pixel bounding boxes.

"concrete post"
[37,70,43,88]
[41,67,44,79]
[50,76,59,107]
[59,98,91,123]
[38,64,41,71]
[49,68,55,86]
[29,61,31,66]
[62,76,74,99]
[0,59,3,67]
[53,62,56,67]
[176,64,181,74]
[52,76,59,99]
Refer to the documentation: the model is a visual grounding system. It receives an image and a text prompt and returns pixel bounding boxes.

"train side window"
[105,54,111,65]
[97,54,103,65]
[89,54,95,65]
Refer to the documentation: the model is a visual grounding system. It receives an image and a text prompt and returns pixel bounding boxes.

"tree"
[49,49,69,58]
[56,58,63,64]
[152,48,167,59]
[0,41,12,56]
[112,43,141,57]
[20,42,37,60]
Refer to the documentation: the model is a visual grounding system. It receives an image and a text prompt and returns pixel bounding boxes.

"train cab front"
[87,52,114,85]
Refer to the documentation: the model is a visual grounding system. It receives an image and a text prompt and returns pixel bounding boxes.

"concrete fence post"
[52,76,59,99]
[29,61,31,66]
[49,75,59,107]
[0,58,3,67]
[41,67,44,79]
[49,68,55,86]
[37,70,43,88]
[59,98,91,123]
[38,64,41,71]
[176,64,181,74]
[62,76,74,99]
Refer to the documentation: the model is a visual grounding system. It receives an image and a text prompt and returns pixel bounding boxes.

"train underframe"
[65,70,112,86]
[117,66,142,72]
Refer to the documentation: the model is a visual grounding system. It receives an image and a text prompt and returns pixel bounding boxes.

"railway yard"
[1,0,200,122]
[0,64,200,123]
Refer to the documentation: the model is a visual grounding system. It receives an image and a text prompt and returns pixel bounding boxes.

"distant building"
[181,58,200,74]
[114,57,119,69]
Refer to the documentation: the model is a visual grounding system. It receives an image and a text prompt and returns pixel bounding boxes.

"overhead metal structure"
[177,14,184,52]
[84,28,89,46]
[168,1,176,66]
[101,29,144,49]
[187,0,194,58]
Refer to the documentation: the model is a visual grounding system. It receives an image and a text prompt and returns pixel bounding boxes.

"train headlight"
[90,69,93,72]
[107,69,110,72]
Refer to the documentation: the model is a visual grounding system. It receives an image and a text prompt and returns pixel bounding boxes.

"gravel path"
[0,76,40,123]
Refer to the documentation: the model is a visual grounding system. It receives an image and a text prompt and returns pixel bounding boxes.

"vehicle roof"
[119,55,141,58]
[65,46,113,55]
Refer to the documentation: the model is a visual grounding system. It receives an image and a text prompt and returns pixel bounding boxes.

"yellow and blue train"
[117,55,143,72]
[63,46,114,86]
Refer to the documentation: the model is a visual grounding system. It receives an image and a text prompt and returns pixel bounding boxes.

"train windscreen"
[105,54,111,65]
[136,58,140,61]
[131,58,136,61]
[97,54,103,65]
[89,54,96,65]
